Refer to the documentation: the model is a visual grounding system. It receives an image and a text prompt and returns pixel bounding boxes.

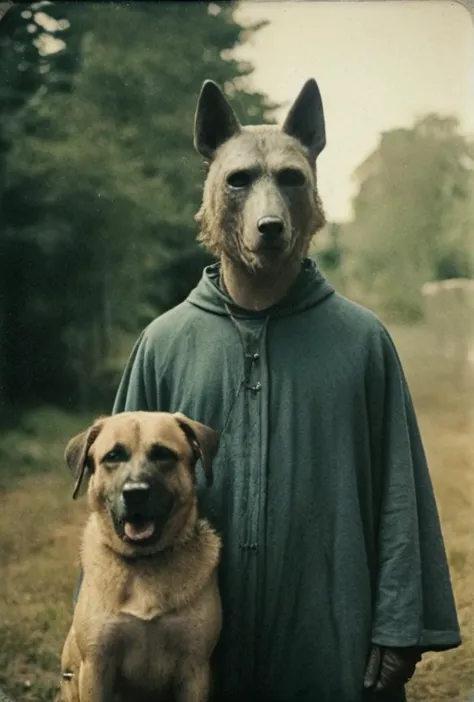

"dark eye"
[148,444,178,462]
[227,170,253,189]
[277,168,306,187]
[103,445,129,463]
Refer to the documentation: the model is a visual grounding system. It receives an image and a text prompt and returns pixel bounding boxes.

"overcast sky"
[233,1,474,222]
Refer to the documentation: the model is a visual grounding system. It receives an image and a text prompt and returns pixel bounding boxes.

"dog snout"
[257,216,284,242]
[122,482,151,511]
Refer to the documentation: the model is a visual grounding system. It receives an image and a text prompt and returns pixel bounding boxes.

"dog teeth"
[62,672,74,681]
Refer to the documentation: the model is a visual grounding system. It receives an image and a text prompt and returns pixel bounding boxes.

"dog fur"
[60,411,221,702]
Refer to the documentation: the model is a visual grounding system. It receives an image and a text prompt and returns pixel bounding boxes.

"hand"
[364,645,422,692]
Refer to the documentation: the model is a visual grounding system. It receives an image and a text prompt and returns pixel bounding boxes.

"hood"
[186,258,335,319]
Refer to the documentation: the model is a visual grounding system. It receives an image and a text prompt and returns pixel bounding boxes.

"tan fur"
[60,412,221,702]
[194,79,327,310]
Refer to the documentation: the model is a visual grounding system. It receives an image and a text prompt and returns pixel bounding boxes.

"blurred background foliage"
[314,115,474,321]
[0,0,277,415]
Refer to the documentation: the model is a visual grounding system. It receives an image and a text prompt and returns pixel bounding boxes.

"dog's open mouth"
[123,517,155,542]
[109,491,175,547]
[110,510,158,545]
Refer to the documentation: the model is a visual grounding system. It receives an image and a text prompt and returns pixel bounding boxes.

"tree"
[310,221,348,295]
[346,115,474,319]
[0,0,84,421]
[1,1,278,412]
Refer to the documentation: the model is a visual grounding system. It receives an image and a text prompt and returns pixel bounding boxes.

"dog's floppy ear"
[282,78,326,161]
[194,79,241,160]
[65,417,107,500]
[174,412,219,487]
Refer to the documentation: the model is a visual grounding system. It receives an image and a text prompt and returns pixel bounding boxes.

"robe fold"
[112,259,461,702]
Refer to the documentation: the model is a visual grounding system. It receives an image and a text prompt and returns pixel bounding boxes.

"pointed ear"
[174,412,219,487]
[65,417,107,500]
[282,78,326,160]
[194,80,241,160]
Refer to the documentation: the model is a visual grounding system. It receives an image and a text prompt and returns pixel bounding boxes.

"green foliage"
[0,1,83,420]
[316,222,343,271]
[0,1,277,414]
[0,407,88,490]
[342,115,474,320]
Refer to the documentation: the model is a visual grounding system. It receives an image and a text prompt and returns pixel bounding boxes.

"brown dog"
[60,411,222,702]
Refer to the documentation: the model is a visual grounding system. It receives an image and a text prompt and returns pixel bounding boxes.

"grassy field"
[0,322,472,701]
[387,323,474,702]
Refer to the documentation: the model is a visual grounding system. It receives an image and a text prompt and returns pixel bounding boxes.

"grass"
[0,324,472,701]
[0,408,94,491]
[0,409,89,701]
[386,322,474,702]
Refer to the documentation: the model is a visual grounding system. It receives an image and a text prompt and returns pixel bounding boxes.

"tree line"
[316,116,474,320]
[0,1,277,418]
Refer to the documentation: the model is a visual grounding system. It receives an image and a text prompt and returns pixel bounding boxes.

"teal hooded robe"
[112,259,461,702]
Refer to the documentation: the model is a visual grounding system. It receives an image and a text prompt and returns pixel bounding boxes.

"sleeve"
[112,329,162,414]
[368,325,461,653]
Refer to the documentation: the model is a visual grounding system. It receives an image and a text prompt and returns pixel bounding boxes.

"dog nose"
[122,482,150,509]
[257,216,284,240]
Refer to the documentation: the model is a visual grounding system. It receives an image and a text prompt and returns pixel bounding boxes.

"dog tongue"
[124,520,155,541]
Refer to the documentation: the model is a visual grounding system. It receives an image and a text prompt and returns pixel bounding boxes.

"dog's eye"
[103,445,129,463]
[277,168,306,187]
[148,444,178,462]
[227,170,253,189]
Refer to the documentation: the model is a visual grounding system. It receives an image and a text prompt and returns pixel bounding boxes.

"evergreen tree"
[1,1,277,411]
